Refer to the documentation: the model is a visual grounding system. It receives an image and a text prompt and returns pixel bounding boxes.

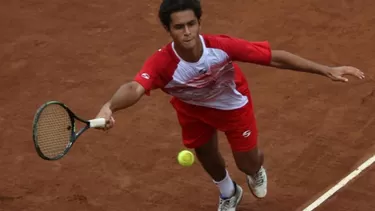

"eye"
[173,24,184,30]
[187,21,197,26]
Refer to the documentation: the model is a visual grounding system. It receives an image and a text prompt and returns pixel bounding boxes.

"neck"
[174,37,203,63]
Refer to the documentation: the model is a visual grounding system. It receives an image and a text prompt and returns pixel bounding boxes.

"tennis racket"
[32,101,106,161]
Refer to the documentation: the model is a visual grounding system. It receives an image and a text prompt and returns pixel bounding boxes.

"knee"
[236,162,260,176]
[234,148,264,176]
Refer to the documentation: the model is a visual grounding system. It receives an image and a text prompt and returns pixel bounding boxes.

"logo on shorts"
[141,73,150,79]
[242,130,251,138]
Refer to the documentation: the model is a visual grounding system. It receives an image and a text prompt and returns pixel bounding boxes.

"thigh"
[223,102,259,152]
[223,102,263,174]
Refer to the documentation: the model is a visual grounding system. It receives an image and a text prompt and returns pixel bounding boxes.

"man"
[95,0,365,210]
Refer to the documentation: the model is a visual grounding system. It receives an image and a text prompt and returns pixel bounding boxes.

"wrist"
[103,101,115,113]
[320,66,332,77]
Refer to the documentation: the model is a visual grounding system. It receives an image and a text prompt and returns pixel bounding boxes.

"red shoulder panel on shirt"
[202,34,272,65]
[134,43,179,96]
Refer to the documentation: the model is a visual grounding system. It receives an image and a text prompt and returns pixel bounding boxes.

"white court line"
[302,154,375,211]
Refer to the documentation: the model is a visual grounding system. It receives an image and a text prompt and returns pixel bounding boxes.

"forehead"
[170,10,197,24]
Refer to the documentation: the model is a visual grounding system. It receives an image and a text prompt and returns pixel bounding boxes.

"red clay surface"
[315,165,375,211]
[1,0,375,211]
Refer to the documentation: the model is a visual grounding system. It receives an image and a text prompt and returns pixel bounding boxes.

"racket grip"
[89,118,106,128]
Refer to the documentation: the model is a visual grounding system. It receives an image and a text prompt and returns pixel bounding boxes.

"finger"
[344,67,365,79]
[336,76,349,82]
[358,70,365,79]
[105,121,114,129]
[108,119,114,127]
[109,116,115,127]
[349,68,365,79]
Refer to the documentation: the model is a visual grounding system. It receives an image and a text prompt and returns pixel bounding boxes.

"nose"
[184,25,191,35]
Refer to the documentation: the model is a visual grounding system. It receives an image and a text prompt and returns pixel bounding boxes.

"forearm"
[105,81,144,113]
[270,50,331,76]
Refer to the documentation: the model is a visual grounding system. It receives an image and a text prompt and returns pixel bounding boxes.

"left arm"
[270,50,331,76]
[214,35,365,82]
[269,50,365,82]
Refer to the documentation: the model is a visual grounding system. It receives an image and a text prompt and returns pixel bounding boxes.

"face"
[168,10,201,50]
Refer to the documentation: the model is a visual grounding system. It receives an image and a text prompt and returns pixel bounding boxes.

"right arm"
[95,81,146,130]
[95,49,167,129]
[105,81,146,113]
[95,81,146,129]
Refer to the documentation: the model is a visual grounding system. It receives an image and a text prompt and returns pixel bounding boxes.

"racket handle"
[88,118,106,128]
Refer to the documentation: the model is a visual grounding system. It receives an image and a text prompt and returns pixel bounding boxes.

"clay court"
[1,0,375,210]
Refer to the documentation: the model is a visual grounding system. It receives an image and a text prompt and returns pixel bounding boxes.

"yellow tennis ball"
[177,150,195,166]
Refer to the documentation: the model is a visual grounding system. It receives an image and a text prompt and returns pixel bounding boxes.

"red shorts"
[170,91,258,152]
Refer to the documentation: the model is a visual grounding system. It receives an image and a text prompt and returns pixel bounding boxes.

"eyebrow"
[173,19,197,27]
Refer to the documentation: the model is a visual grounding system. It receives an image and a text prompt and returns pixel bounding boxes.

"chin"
[183,44,195,50]
[182,40,197,50]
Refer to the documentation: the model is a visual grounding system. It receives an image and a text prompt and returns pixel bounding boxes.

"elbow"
[131,81,146,97]
[270,50,290,68]
[271,50,289,61]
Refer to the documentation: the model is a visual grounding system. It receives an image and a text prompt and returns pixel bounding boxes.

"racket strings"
[35,104,72,159]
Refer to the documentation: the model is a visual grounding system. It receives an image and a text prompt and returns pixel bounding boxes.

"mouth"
[183,39,194,43]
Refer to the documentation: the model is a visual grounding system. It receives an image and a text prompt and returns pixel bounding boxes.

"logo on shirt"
[198,68,208,74]
[141,73,150,79]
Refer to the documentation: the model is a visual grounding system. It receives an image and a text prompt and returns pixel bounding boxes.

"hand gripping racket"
[32,101,106,161]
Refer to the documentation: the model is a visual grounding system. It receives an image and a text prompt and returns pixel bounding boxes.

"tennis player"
[95,0,365,210]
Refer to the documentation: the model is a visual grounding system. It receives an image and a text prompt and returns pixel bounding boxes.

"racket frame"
[32,101,103,161]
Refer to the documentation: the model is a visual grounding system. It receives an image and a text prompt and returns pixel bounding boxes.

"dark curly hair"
[158,0,202,31]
